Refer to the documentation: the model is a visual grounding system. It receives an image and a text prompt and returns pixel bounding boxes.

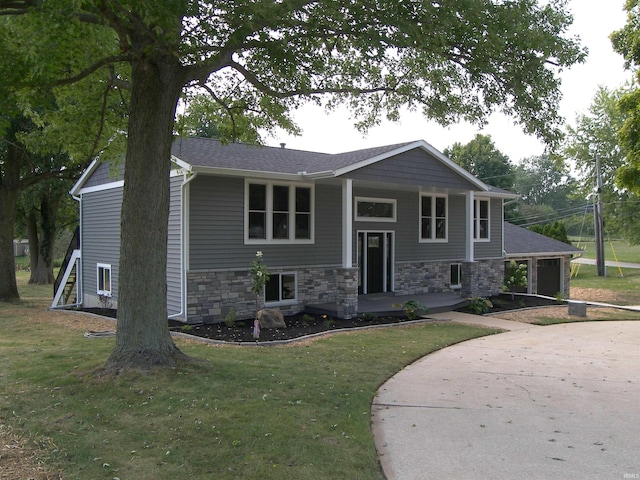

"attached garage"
[503,223,582,298]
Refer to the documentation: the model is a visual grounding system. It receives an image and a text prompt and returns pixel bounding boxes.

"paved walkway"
[372,312,640,479]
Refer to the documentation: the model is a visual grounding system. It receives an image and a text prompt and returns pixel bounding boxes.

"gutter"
[168,168,198,321]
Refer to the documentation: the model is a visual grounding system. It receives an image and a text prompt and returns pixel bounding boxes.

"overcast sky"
[267,0,631,163]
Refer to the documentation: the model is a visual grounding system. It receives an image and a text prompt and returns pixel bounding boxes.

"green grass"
[0,279,497,479]
[572,239,640,264]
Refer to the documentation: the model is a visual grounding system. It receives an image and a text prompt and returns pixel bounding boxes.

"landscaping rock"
[257,309,286,329]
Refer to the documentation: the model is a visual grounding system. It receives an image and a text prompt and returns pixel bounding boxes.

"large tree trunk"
[0,188,20,301]
[27,195,57,285]
[104,56,188,373]
[0,141,23,302]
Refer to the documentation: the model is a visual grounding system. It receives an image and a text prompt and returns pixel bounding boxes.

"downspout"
[168,169,197,320]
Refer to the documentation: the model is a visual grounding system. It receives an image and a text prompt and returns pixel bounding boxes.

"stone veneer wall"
[395,259,504,298]
[460,259,505,297]
[186,266,340,323]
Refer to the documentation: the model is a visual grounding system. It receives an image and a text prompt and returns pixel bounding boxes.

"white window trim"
[419,193,448,243]
[96,263,112,297]
[474,197,490,242]
[354,196,397,223]
[244,180,315,244]
[450,263,462,289]
[264,271,298,306]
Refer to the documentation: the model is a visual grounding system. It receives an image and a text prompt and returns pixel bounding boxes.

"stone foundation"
[460,259,504,298]
[395,259,504,298]
[335,268,358,319]
[187,259,506,323]
[186,266,340,323]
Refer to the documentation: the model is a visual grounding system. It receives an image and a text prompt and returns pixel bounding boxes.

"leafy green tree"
[444,134,514,190]
[0,13,126,301]
[1,0,585,372]
[611,1,640,193]
[564,85,640,243]
[16,174,77,285]
[530,221,570,244]
[513,154,577,207]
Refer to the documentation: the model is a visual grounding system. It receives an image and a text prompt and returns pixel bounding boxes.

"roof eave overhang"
[505,251,583,258]
[70,158,100,197]
[190,165,306,182]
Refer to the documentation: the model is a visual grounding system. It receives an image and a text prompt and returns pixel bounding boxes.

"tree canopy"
[611,0,640,194]
[565,85,640,244]
[444,134,514,190]
[0,0,586,371]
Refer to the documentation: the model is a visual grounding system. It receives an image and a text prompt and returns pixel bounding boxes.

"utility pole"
[594,155,606,277]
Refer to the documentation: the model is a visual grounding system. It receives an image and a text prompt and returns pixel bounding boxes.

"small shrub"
[491,298,504,308]
[361,312,378,321]
[322,315,335,327]
[466,297,493,315]
[181,325,193,333]
[223,308,237,328]
[393,300,428,320]
[301,313,314,327]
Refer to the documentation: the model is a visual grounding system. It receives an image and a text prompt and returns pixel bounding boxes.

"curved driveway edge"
[372,315,640,480]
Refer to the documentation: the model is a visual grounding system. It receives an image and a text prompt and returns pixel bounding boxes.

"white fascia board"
[170,155,193,173]
[191,165,305,182]
[332,140,490,191]
[76,180,124,195]
[70,159,100,196]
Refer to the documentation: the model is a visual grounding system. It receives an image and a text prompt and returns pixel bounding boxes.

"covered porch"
[306,291,467,317]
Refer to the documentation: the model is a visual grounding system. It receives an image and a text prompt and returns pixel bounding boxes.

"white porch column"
[466,191,474,262]
[342,178,353,268]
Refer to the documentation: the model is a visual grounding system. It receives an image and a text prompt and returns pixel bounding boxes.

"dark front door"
[358,232,393,294]
[366,233,384,293]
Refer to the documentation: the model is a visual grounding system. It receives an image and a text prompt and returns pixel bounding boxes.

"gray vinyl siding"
[345,149,479,190]
[81,173,185,313]
[167,176,183,315]
[81,188,122,302]
[84,161,124,188]
[352,187,468,262]
[474,198,504,259]
[189,176,342,270]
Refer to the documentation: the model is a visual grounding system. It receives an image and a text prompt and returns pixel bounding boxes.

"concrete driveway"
[372,315,640,480]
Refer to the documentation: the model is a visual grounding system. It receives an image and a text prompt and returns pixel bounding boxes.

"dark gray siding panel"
[345,149,479,190]
[84,161,124,188]
[167,176,183,315]
[189,177,342,270]
[352,187,468,263]
[81,188,122,302]
[474,198,504,259]
[82,177,185,312]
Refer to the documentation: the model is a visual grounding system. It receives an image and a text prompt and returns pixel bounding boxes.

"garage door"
[537,258,561,296]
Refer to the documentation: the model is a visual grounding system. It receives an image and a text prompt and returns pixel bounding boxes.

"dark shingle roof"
[504,222,582,256]
[170,137,414,174]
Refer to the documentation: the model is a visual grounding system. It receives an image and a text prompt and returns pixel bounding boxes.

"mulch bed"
[76,294,564,343]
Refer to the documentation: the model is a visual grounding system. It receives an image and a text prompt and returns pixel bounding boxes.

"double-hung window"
[420,194,447,241]
[97,263,112,296]
[246,182,313,243]
[474,198,490,241]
